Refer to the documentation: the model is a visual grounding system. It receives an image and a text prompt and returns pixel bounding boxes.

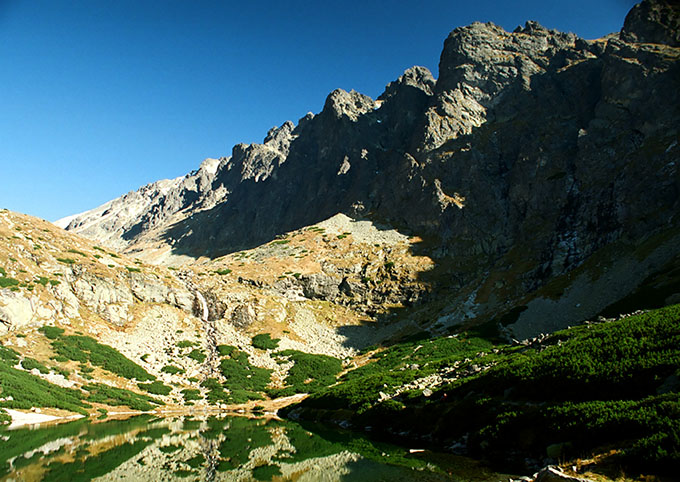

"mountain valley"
[2,1,680,480]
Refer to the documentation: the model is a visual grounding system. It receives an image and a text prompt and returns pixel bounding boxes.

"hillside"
[0,208,435,413]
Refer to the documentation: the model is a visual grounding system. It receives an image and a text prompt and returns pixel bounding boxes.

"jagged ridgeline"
[58,0,680,340]
[2,0,679,480]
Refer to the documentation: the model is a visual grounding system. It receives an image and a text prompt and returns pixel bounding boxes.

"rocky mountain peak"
[322,89,376,121]
[379,66,436,102]
[620,0,680,46]
[263,120,296,155]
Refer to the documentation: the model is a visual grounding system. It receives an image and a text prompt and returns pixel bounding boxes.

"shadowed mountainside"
[60,0,680,339]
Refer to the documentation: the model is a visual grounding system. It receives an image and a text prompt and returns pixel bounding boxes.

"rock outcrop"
[59,0,680,338]
[55,157,225,251]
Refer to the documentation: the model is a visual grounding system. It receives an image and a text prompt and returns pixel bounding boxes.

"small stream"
[176,271,220,379]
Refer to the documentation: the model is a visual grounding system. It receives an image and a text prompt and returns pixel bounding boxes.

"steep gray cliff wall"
[60,0,680,338]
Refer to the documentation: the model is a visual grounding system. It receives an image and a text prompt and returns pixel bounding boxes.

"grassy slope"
[0,328,164,415]
[285,304,680,475]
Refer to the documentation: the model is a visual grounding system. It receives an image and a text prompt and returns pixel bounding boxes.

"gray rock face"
[0,290,36,333]
[415,20,578,151]
[55,157,225,251]
[67,267,194,326]
[230,303,256,330]
[59,1,680,338]
[620,0,680,46]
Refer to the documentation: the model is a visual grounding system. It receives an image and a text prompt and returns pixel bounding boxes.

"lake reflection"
[0,414,506,481]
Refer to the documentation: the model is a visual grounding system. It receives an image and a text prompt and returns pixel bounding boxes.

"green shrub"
[21,357,50,374]
[274,350,342,394]
[66,249,87,257]
[181,389,202,401]
[295,304,680,474]
[219,349,272,394]
[35,277,49,286]
[217,345,236,357]
[161,365,184,375]
[187,349,206,363]
[138,381,172,396]
[40,327,154,381]
[0,276,19,288]
[56,258,76,265]
[83,384,162,411]
[0,345,19,363]
[125,267,141,273]
[40,326,65,339]
[0,357,88,414]
[52,366,70,378]
[0,408,10,425]
[215,269,232,275]
[252,464,282,481]
[176,340,195,349]
[251,334,280,350]
[201,378,229,404]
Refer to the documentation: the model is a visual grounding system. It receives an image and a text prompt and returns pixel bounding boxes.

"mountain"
[0,207,432,408]
[58,0,680,342]
[3,1,680,479]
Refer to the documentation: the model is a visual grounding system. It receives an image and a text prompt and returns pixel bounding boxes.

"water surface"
[0,414,509,481]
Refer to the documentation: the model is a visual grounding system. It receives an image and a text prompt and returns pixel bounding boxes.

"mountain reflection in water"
[0,414,508,481]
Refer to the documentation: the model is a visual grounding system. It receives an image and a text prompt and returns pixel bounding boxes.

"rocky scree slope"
[60,0,680,339]
[1,209,435,415]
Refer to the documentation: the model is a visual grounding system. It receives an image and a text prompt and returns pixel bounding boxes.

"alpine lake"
[0,412,511,481]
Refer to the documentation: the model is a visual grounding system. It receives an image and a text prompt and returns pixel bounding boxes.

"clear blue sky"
[0,0,636,221]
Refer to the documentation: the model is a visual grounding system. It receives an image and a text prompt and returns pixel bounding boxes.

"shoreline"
[4,408,85,429]
[2,392,309,429]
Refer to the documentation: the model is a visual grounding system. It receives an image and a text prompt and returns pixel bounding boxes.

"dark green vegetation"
[0,344,89,414]
[56,257,76,264]
[186,348,206,363]
[40,326,154,381]
[66,248,87,257]
[21,357,50,374]
[161,365,184,375]
[138,381,173,396]
[300,334,492,413]
[84,384,162,411]
[216,344,235,356]
[251,333,280,350]
[0,339,164,414]
[181,388,201,401]
[271,350,343,396]
[0,267,19,288]
[218,347,271,393]
[290,305,680,474]
[215,268,232,275]
[196,347,274,404]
